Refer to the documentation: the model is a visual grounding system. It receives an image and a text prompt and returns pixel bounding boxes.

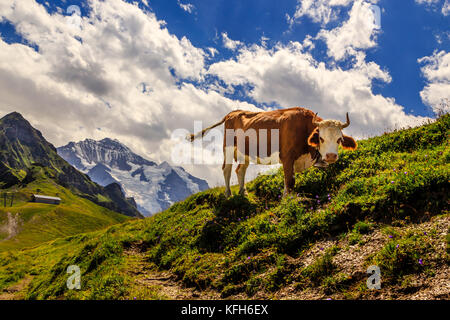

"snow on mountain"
[57,138,209,216]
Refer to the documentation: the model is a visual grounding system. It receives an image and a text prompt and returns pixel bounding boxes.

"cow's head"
[307,113,357,164]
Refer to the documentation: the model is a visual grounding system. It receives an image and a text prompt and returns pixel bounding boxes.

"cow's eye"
[320,137,324,143]
[337,137,343,144]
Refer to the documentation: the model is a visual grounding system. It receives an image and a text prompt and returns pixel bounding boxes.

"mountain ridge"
[57,138,209,216]
[0,112,143,218]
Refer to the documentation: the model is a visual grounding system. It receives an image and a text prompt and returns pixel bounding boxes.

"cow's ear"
[307,128,320,147]
[341,135,357,150]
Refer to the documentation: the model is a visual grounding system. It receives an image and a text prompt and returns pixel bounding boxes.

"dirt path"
[124,243,220,300]
[0,212,20,241]
[0,277,32,300]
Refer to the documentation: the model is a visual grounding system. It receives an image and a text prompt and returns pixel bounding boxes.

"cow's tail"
[186,117,226,142]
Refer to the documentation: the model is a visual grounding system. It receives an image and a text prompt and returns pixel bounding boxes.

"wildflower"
[424,232,427,235]
[388,235,393,239]
[396,244,399,249]
[391,181,395,184]
[315,195,319,199]
[404,171,408,175]
[133,297,137,300]
[418,259,423,265]
[310,207,313,210]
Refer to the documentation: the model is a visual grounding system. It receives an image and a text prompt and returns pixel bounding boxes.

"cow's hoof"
[225,190,231,197]
[238,189,247,196]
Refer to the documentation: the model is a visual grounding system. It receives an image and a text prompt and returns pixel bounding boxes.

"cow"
[187,107,357,197]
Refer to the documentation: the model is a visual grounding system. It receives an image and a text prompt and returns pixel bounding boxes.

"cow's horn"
[340,112,350,129]
[312,113,321,126]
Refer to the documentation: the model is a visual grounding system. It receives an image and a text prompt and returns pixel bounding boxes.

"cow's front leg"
[282,161,295,197]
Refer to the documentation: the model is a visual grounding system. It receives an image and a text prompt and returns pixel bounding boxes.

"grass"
[0,114,448,299]
[0,173,130,252]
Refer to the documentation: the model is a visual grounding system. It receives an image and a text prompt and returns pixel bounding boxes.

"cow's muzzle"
[325,153,338,163]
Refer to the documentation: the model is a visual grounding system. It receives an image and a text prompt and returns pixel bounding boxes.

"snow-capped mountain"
[57,138,209,216]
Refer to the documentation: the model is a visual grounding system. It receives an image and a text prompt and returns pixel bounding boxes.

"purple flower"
[389,235,393,239]
[418,259,423,265]
[133,297,137,300]
[316,195,319,199]
[247,256,251,260]
[423,232,427,235]
[396,244,399,249]
[404,171,408,175]
[393,168,396,171]
[391,181,395,184]
[310,207,313,210]
[320,247,324,251]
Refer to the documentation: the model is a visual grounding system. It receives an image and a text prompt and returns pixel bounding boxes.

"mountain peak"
[2,111,26,120]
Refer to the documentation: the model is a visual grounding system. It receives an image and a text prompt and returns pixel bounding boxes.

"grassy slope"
[0,172,130,252]
[0,115,448,300]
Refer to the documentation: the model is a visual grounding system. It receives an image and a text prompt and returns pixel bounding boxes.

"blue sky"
[0,0,449,184]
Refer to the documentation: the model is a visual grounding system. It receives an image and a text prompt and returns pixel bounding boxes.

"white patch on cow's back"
[294,153,314,173]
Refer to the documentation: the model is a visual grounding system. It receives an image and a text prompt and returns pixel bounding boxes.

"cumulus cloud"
[317,0,379,60]
[208,41,426,138]
[288,0,355,26]
[177,1,195,14]
[222,32,243,51]
[415,0,449,15]
[418,50,450,113]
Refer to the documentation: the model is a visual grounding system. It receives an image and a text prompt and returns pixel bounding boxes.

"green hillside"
[0,112,142,218]
[0,114,448,300]
[0,173,130,252]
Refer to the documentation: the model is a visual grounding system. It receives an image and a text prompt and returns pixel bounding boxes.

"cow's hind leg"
[282,160,295,197]
[235,163,249,196]
[222,163,232,197]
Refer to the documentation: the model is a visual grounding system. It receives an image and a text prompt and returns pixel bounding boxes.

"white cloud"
[443,0,450,15]
[177,1,195,14]
[317,0,379,61]
[288,0,355,26]
[222,32,243,51]
[415,0,449,15]
[208,41,427,138]
[418,51,450,113]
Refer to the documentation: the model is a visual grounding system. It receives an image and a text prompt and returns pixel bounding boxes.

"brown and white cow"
[188,107,357,197]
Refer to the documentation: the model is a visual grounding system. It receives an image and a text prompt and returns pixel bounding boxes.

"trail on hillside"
[0,212,20,241]
[0,276,32,300]
[124,243,220,300]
